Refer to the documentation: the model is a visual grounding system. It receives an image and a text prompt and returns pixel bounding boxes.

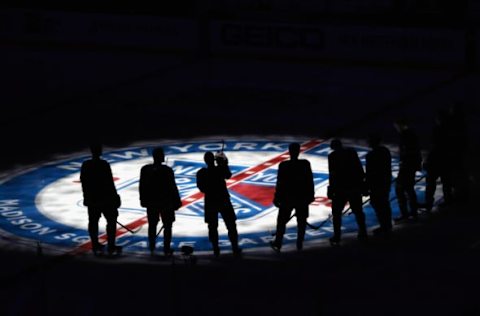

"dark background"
[1,1,479,168]
[1,1,480,315]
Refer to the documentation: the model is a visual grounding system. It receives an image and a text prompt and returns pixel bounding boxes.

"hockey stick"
[117,221,142,234]
[156,225,165,238]
[307,173,427,230]
[272,173,427,234]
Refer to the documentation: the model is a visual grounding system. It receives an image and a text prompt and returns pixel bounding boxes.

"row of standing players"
[79,107,467,256]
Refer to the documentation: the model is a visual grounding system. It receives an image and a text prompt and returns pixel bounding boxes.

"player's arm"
[273,163,285,207]
[139,166,147,207]
[306,161,315,203]
[327,154,336,199]
[80,162,90,206]
[169,168,182,210]
[196,169,207,193]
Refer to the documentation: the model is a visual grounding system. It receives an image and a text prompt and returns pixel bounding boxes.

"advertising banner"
[211,20,466,66]
[0,9,198,52]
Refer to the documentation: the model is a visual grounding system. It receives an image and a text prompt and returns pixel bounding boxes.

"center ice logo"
[0,138,401,255]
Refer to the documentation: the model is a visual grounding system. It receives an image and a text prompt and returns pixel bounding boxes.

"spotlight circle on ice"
[0,136,418,257]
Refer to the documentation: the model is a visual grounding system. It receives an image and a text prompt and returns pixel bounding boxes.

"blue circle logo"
[0,137,428,256]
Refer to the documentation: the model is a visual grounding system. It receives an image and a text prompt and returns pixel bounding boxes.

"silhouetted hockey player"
[328,139,367,245]
[393,119,422,222]
[365,134,393,236]
[140,147,182,256]
[422,110,453,212]
[270,143,315,252]
[80,143,121,256]
[196,151,241,257]
[447,102,470,204]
